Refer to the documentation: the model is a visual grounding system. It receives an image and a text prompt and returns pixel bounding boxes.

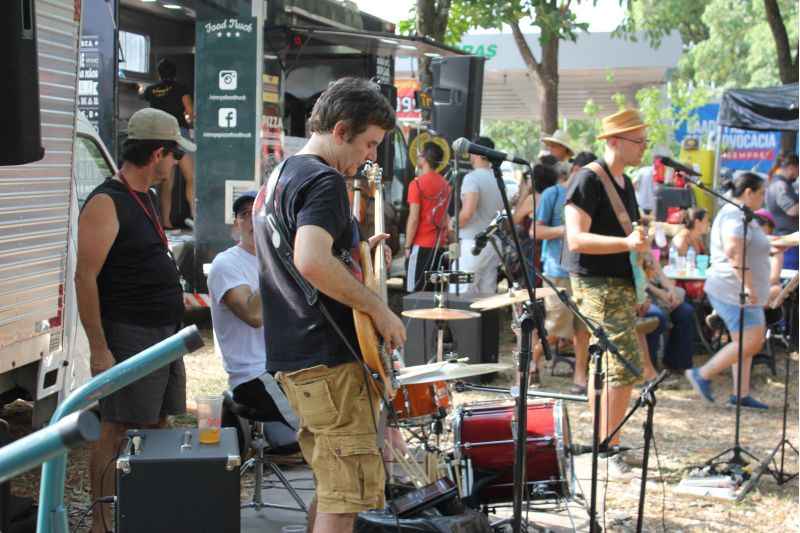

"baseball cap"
[127,108,196,152]
[232,191,257,216]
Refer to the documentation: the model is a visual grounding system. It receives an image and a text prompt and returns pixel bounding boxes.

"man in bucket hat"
[75,107,195,532]
[563,108,650,478]
[541,129,575,163]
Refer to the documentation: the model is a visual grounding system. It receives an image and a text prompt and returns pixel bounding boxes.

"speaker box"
[377,82,396,181]
[402,292,500,375]
[1,0,44,165]
[430,56,486,145]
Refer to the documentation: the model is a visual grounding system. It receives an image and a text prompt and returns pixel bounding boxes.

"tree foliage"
[481,120,542,164]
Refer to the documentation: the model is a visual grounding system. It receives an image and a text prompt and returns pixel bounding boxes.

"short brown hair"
[307,78,396,141]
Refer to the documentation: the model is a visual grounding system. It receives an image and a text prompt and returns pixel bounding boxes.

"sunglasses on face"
[164,146,185,161]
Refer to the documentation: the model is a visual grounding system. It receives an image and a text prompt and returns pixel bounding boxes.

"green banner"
[194,15,259,288]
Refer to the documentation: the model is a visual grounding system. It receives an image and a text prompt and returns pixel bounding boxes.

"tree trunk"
[763,0,799,153]
[511,22,560,134]
[539,33,560,135]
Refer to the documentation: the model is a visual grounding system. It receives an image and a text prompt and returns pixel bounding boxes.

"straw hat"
[541,129,574,155]
[597,109,647,140]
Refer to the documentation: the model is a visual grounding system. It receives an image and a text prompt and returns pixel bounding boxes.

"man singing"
[254,78,405,533]
[564,109,649,477]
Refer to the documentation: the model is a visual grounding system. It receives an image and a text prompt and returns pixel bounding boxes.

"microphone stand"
[682,175,763,479]
[599,369,669,533]
[486,160,547,533]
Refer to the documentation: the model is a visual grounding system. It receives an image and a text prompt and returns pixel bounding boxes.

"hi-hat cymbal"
[401,307,480,321]
[397,361,510,385]
[470,288,556,311]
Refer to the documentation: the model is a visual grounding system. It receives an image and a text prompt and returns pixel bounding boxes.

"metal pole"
[37,326,203,533]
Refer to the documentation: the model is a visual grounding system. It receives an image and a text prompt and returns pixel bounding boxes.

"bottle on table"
[686,246,696,273]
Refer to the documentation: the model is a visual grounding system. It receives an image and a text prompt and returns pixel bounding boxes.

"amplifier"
[116,428,241,533]
[402,292,500,374]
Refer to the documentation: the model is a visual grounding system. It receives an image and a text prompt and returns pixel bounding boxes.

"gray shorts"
[99,319,186,425]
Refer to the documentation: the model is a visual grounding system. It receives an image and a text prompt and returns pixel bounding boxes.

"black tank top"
[83,179,183,327]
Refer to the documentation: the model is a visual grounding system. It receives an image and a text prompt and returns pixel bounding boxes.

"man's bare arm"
[533,220,564,241]
[222,285,262,328]
[75,194,119,374]
[564,204,647,254]
[458,192,479,228]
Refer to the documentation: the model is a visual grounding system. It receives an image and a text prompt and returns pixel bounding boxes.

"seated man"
[207,191,297,428]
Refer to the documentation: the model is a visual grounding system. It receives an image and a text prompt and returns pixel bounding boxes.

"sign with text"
[195,16,259,253]
[675,103,782,173]
[79,0,117,155]
[395,78,421,121]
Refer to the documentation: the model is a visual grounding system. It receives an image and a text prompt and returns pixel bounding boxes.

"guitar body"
[351,163,395,399]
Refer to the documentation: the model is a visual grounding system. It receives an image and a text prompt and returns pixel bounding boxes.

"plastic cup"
[696,254,710,275]
[196,394,223,444]
[650,248,661,264]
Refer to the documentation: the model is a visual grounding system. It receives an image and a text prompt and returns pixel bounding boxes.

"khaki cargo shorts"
[544,277,586,339]
[571,277,643,387]
[277,362,385,513]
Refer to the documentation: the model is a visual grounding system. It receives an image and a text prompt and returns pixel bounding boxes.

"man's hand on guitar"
[625,228,649,253]
[371,305,406,352]
[368,232,392,269]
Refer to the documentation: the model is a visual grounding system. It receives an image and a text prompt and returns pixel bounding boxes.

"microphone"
[659,156,701,177]
[452,137,529,166]
[471,212,507,255]
[570,444,631,456]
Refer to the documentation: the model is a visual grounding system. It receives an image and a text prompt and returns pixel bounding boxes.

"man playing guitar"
[254,78,405,532]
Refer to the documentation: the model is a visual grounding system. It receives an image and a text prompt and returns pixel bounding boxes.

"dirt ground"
[4,310,798,532]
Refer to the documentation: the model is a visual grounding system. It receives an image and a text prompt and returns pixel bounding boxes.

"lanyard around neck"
[118,172,168,249]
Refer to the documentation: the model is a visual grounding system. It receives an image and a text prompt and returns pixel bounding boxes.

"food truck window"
[119,31,150,74]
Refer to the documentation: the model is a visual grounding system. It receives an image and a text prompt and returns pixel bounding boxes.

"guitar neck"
[373,180,388,303]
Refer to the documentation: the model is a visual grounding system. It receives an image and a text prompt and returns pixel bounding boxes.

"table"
[662,265,707,281]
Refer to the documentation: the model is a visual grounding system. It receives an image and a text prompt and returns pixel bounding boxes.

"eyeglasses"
[614,135,648,146]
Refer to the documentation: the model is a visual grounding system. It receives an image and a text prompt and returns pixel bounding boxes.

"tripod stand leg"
[588,347,603,533]
[636,396,655,533]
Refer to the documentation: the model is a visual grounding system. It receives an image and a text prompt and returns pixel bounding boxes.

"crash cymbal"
[469,288,557,311]
[401,307,480,321]
[397,361,510,385]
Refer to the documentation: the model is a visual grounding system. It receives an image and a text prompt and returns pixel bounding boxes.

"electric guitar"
[351,162,396,399]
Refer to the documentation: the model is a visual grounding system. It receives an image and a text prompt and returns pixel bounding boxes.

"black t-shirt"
[143,80,191,129]
[564,160,640,280]
[82,179,183,326]
[254,155,362,373]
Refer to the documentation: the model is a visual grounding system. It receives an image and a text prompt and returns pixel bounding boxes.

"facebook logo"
[218,108,237,128]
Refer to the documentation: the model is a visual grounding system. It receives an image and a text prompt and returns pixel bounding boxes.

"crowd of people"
[73,76,797,531]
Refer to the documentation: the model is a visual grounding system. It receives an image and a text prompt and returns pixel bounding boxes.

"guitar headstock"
[363,160,383,186]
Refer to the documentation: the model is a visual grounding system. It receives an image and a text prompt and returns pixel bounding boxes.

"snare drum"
[452,400,574,504]
[391,381,451,424]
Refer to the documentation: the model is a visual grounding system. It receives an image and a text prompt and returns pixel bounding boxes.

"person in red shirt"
[405,142,451,292]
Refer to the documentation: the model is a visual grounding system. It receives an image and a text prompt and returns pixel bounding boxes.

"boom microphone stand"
[683,175,763,477]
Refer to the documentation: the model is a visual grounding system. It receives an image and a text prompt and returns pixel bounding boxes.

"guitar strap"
[585,162,647,304]
[261,159,392,442]
[586,161,633,235]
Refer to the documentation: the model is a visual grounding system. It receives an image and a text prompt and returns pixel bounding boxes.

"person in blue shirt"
[531,151,597,393]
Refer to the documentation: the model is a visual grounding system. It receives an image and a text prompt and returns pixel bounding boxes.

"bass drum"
[452,400,574,505]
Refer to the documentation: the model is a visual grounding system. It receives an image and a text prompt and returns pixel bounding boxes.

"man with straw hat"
[541,129,575,163]
[564,108,650,477]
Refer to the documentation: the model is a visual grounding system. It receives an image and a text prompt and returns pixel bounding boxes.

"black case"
[116,428,241,533]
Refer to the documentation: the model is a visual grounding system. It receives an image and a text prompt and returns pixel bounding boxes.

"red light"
[292,35,303,47]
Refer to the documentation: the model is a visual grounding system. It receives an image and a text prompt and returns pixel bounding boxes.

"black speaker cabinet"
[377,82,396,181]
[116,428,241,533]
[1,0,44,165]
[402,292,500,375]
[430,56,486,145]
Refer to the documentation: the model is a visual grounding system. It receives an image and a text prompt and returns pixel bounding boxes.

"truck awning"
[265,25,465,60]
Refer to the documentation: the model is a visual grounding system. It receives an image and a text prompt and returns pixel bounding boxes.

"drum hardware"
[469,287,556,311]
